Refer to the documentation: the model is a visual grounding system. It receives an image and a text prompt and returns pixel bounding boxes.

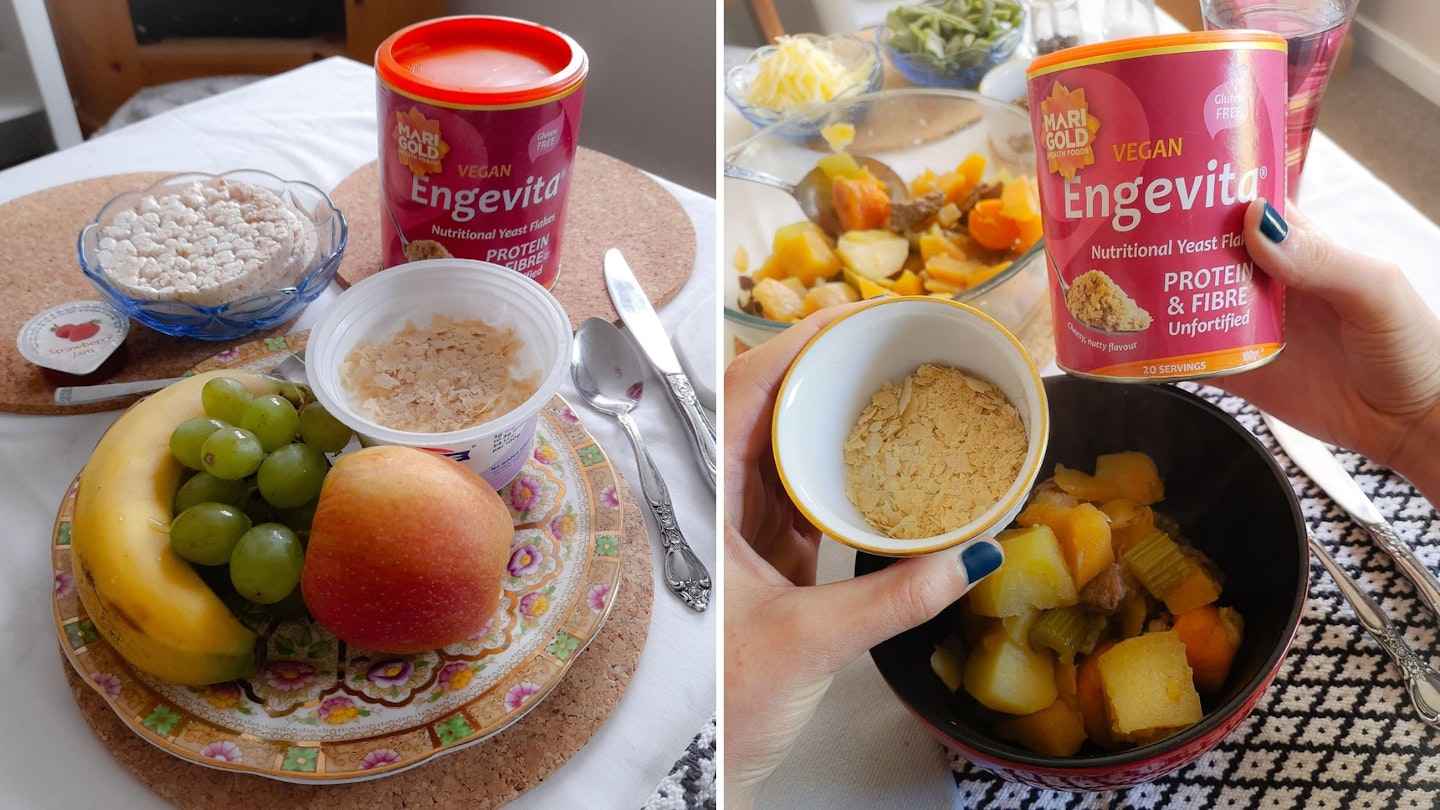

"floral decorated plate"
[50,334,625,783]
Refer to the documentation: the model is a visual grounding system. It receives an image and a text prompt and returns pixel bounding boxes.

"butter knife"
[603,248,716,490]
[1262,413,1440,616]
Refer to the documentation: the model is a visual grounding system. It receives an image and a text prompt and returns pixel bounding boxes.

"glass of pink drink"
[1199,0,1358,197]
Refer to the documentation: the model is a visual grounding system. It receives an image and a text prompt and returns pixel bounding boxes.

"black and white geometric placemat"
[949,384,1440,809]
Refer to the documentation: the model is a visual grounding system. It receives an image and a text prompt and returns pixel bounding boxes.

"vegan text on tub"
[1058,159,1268,233]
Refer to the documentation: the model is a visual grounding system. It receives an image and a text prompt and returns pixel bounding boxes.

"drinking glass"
[1199,0,1359,197]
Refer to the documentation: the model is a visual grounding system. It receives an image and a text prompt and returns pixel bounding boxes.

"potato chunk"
[967,525,1079,617]
[963,628,1057,715]
[1095,631,1202,740]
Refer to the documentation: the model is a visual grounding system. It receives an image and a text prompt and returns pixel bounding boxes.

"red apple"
[302,445,511,654]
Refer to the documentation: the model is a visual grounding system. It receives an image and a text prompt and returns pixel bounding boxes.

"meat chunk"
[1079,562,1134,615]
[1027,479,1079,510]
[889,190,945,233]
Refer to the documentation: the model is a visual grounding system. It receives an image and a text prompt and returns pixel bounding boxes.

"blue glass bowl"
[880,6,1026,89]
[725,33,883,135]
[79,170,347,341]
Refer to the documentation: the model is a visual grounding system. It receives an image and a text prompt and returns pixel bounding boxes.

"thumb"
[801,538,1004,673]
[1244,198,1409,332]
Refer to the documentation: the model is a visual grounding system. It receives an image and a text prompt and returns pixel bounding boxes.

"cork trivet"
[329,149,696,330]
[0,173,296,415]
[63,475,655,808]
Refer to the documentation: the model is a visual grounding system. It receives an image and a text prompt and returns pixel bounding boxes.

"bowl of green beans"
[880,0,1026,89]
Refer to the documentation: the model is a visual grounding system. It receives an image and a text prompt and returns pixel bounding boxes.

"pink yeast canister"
[1026,32,1287,382]
[376,16,587,289]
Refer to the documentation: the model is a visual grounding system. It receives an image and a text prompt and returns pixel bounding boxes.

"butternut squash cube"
[891,269,925,296]
[1056,502,1115,590]
[1055,660,1080,711]
[1162,564,1223,615]
[993,697,1088,757]
[1094,451,1165,505]
[768,221,841,286]
[1096,631,1203,740]
[1053,463,1121,502]
[962,628,1057,715]
[967,525,1079,617]
[1015,499,1069,537]
[1110,503,1157,558]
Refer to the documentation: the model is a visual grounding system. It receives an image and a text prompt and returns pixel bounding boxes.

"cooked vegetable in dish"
[929,451,1246,756]
[736,151,1041,322]
[884,0,1025,72]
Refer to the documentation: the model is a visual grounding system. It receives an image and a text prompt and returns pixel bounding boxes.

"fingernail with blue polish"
[1260,201,1289,244]
[960,540,1003,583]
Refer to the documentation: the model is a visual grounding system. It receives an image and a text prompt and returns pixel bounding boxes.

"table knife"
[1262,412,1440,616]
[603,248,716,490]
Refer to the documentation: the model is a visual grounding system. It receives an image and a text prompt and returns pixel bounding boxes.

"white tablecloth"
[0,57,717,810]
[724,14,1440,810]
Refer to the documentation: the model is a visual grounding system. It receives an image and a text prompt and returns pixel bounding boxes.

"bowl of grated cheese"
[306,259,572,490]
[725,33,883,134]
[79,169,346,340]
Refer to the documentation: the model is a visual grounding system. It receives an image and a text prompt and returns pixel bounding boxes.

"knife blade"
[1262,412,1440,616]
[603,248,716,490]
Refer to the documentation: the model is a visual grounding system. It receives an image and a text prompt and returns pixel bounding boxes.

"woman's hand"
[1221,200,1440,495]
[723,304,1004,807]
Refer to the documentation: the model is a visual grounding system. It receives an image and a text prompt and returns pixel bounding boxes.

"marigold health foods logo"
[1039,82,1100,181]
[394,107,449,177]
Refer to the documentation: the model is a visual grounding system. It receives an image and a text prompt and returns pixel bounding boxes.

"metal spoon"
[724,156,907,237]
[571,316,711,612]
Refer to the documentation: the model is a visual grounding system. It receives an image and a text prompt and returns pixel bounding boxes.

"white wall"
[445,1,715,196]
[1353,1,1440,108]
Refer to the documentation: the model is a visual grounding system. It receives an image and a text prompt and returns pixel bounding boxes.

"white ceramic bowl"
[771,297,1049,556]
[307,259,571,489]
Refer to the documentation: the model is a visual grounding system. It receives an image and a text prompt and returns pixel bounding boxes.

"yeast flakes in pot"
[1026,32,1288,382]
[376,16,587,289]
[340,314,540,433]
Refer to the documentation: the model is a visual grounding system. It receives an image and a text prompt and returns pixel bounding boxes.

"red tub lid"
[376,16,587,109]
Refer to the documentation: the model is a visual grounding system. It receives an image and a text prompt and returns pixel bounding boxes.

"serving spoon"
[571,317,711,612]
[724,156,906,237]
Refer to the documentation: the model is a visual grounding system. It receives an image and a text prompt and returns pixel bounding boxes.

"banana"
[71,369,283,686]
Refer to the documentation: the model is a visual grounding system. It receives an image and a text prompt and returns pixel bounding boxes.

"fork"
[54,349,307,406]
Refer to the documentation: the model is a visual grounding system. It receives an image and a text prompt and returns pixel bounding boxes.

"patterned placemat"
[328,149,697,331]
[63,473,654,807]
[949,384,1440,807]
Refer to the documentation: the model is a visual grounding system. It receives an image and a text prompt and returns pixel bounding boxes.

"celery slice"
[1123,531,1194,599]
[1028,605,1103,661]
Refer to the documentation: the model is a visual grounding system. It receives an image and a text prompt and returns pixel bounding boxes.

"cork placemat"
[0,173,296,415]
[63,474,655,808]
[329,148,696,330]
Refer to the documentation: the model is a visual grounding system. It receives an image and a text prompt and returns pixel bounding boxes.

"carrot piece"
[968,198,1022,252]
[832,171,891,232]
[1075,640,1122,749]
[1172,605,1245,694]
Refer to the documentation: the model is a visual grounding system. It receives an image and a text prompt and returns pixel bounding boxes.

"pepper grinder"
[1030,0,1084,56]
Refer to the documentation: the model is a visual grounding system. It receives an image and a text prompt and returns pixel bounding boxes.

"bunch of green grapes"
[166,376,354,613]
